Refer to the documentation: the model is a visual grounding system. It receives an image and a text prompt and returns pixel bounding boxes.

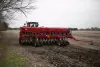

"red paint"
[20,25,94,43]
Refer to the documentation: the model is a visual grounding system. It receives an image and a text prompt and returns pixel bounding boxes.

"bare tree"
[0,0,35,30]
[0,0,36,18]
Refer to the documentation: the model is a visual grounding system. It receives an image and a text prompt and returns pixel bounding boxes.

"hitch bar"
[68,35,95,43]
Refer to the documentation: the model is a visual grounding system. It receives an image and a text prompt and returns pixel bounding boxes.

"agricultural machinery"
[19,22,93,47]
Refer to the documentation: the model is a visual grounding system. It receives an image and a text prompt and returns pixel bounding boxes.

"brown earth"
[0,30,100,67]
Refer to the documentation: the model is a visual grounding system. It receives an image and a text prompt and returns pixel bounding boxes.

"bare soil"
[1,30,100,67]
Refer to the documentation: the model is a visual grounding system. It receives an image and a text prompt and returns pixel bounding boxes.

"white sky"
[10,0,100,28]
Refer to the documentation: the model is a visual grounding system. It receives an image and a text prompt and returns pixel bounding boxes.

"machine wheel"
[19,38,24,45]
[57,39,69,47]
[39,40,43,46]
[57,39,63,46]
[62,41,70,46]
[34,42,39,47]
[66,41,70,45]
[34,38,43,47]
[34,42,43,47]
[57,42,61,46]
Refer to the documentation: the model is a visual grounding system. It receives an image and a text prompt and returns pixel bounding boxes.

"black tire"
[19,38,24,45]
[34,42,38,47]
[58,40,69,47]
[39,40,43,46]
[63,41,70,46]
[66,41,70,45]
[57,42,61,46]
[34,39,43,47]
[34,42,43,47]
[57,40,63,46]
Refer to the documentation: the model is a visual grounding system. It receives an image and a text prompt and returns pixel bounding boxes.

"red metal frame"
[19,26,94,45]
[20,27,71,40]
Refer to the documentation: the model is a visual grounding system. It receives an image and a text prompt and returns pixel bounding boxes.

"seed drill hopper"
[19,22,94,47]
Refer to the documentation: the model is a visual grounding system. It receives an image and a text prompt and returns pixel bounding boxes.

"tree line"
[69,27,100,31]
[79,27,100,31]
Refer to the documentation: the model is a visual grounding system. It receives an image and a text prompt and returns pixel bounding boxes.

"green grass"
[0,32,29,67]
[0,52,29,67]
[0,44,29,67]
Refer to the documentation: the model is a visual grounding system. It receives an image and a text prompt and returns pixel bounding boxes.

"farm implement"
[19,22,94,47]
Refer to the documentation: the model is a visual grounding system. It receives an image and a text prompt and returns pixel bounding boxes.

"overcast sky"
[10,0,100,28]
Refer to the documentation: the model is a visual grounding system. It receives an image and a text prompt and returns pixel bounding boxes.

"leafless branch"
[0,0,36,30]
[0,0,36,16]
